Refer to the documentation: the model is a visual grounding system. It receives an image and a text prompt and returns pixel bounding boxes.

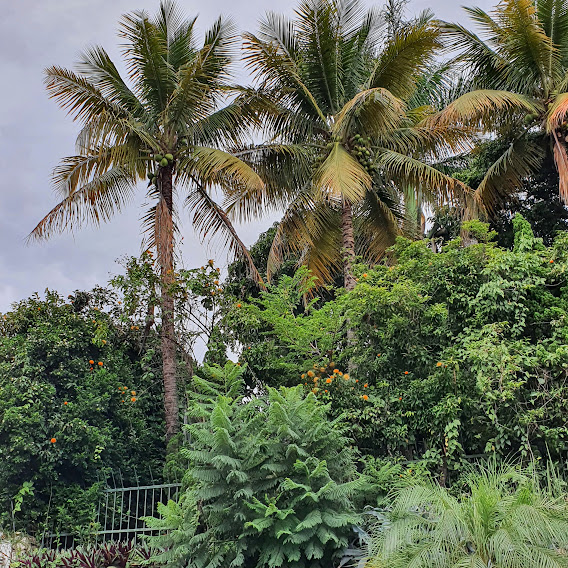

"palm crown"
[30,0,265,437]
[235,0,471,287]
[440,0,568,210]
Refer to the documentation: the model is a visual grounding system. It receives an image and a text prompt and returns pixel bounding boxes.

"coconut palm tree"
[367,464,568,568]
[29,1,265,439]
[437,0,568,213]
[231,0,494,289]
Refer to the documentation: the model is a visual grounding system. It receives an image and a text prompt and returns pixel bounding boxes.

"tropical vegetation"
[7,0,568,566]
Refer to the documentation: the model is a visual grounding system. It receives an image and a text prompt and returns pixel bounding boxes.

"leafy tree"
[150,363,365,568]
[367,463,568,568]
[235,0,470,289]
[0,290,165,535]
[439,0,568,212]
[226,217,568,483]
[29,0,264,438]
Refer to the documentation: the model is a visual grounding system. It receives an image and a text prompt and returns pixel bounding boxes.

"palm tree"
[29,1,264,439]
[232,0,477,289]
[437,0,568,213]
[367,464,568,568]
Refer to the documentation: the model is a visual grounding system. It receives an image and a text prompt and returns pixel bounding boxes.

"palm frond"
[225,143,312,221]
[28,167,136,241]
[185,186,263,286]
[426,89,542,131]
[552,130,568,203]
[376,148,468,205]
[368,17,442,99]
[314,142,371,203]
[546,91,568,131]
[473,136,544,210]
[177,147,264,202]
[355,188,401,262]
[119,8,176,114]
[76,46,146,118]
[333,88,405,140]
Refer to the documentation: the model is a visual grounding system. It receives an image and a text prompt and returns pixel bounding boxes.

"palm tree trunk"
[341,200,357,291]
[157,166,179,440]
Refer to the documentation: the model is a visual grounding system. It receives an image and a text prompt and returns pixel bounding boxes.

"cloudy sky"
[0,0,492,313]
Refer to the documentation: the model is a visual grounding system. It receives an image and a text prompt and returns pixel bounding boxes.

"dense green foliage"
[227,216,568,485]
[367,463,568,568]
[146,363,365,568]
[0,289,166,535]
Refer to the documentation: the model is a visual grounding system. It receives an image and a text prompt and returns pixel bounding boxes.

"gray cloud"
[0,0,491,312]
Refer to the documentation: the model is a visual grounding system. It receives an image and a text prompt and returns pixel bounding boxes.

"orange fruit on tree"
[50,438,56,444]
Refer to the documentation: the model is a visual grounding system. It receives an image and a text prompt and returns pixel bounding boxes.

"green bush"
[149,363,365,568]
[367,463,568,568]
[0,290,166,535]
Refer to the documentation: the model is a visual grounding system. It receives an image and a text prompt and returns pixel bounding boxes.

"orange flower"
[362,395,369,401]
[377,353,381,357]
[320,367,326,372]
[301,374,306,379]
[355,379,359,383]
[313,377,318,382]
[333,369,340,374]
[399,396,402,400]
[364,383,368,388]
[98,362,103,367]
[131,397,137,402]
[237,303,242,308]
[307,370,314,377]
[550,259,554,263]
[436,362,443,367]
[344,374,350,380]
[362,273,368,278]
[404,371,409,375]
[121,399,125,403]
[326,378,332,384]
[50,438,56,444]
[63,401,68,405]
[325,389,328,393]
[89,360,94,365]
[131,391,136,396]
[208,259,214,266]
[102,340,107,345]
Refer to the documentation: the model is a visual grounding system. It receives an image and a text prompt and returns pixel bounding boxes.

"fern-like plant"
[150,363,365,568]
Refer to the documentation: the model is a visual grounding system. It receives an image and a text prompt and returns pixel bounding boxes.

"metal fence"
[44,482,182,549]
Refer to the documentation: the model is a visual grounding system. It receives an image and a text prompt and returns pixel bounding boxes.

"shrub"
[147,363,365,568]
[366,463,568,568]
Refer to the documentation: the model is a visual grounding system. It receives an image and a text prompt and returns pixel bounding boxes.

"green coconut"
[160,158,169,167]
[165,153,174,162]
[154,154,163,162]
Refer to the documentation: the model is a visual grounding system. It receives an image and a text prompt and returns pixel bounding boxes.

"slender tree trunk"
[341,199,357,375]
[157,166,179,440]
[341,200,357,291]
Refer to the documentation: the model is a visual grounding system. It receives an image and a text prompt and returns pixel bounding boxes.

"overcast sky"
[0,0,492,313]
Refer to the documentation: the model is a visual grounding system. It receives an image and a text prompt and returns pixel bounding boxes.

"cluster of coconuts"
[147,152,174,186]
[350,134,376,175]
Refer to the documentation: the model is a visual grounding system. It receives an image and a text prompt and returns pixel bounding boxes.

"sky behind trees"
[0,0,491,311]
